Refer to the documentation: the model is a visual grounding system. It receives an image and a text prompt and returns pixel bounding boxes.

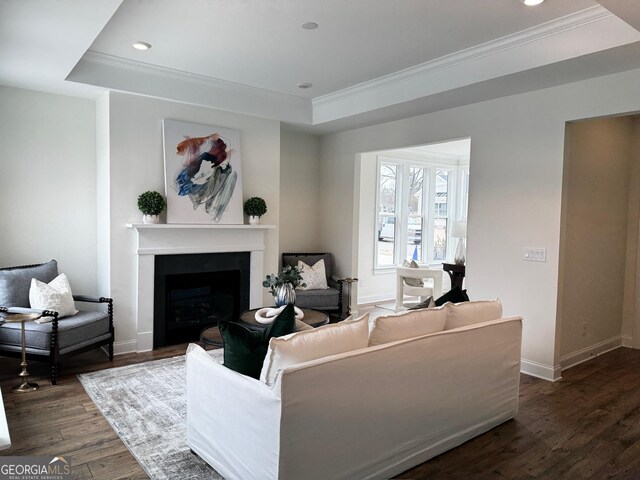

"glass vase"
[275,283,296,307]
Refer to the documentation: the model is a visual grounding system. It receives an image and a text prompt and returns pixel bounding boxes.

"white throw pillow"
[260,313,369,385]
[369,306,446,346]
[296,259,329,290]
[444,299,503,330]
[29,273,78,322]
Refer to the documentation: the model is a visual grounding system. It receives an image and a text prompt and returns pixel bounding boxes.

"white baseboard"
[622,334,634,348]
[137,331,153,352]
[560,336,622,371]
[521,358,562,382]
[113,339,137,356]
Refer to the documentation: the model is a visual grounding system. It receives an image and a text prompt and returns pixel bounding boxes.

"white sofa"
[186,304,522,480]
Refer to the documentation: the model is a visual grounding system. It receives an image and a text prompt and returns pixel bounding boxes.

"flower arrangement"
[262,265,306,296]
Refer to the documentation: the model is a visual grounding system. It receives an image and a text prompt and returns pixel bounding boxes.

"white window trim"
[374,155,467,271]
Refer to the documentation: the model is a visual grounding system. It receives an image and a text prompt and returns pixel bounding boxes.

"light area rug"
[78,350,225,480]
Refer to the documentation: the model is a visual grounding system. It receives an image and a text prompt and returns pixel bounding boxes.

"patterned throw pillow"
[296,259,329,290]
[29,273,78,322]
[402,259,424,287]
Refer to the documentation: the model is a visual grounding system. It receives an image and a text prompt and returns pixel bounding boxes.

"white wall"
[622,119,640,349]
[319,68,640,381]
[558,117,634,366]
[0,86,97,294]
[99,92,281,352]
[279,129,321,255]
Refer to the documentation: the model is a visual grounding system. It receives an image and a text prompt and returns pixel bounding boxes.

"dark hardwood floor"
[1,346,640,479]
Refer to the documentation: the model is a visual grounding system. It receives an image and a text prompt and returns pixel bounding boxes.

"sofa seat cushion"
[444,299,503,330]
[0,310,109,351]
[294,287,339,310]
[0,260,58,308]
[260,313,369,386]
[369,307,447,346]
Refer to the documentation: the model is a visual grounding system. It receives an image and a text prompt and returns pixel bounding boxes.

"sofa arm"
[73,295,112,304]
[0,306,58,318]
[186,344,281,479]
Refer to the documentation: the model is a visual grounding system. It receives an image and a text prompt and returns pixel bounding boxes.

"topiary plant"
[243,197,267,217]
[137,191,166,215]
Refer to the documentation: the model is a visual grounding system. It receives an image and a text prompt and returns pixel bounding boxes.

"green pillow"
[219,304,296,379]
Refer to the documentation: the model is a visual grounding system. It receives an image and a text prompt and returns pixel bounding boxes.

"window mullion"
[426,168,436,265]
[397,163,409,264]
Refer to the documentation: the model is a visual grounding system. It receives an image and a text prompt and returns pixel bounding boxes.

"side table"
[3,312,41,392]
[238,308,329,331]
[442,263,466,291]
[199,308,331,349]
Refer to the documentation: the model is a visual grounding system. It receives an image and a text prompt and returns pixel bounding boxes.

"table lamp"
[451,220,467,265]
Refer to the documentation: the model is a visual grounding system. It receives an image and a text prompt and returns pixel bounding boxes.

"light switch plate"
[524,247,546,262]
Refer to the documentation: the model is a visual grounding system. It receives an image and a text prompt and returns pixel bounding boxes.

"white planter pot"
[248,215,261,225]
[143,214,160,224]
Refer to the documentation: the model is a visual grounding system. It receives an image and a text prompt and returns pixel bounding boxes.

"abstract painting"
[163,119,243,224]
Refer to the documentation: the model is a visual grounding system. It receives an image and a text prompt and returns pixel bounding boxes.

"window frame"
[374,155,466,271]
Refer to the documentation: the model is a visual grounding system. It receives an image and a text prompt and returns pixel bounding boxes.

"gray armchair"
[281,253,344,317]
[0,260,114,384]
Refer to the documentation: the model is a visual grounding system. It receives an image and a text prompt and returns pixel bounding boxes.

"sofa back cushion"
[0,260,58,308]
[369,307,447,346]
[260,313,369,386]
[444,299,503,330]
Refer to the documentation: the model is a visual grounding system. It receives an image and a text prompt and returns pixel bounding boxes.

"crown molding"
[313,6,612,109]
[84,51,306,100]
[70,51,312,124]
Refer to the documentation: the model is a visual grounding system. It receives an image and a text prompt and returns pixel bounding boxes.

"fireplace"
[128,223,271,353]
[153,252,250,348]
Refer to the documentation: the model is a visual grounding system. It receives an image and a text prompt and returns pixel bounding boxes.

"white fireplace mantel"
[127,223,274,351]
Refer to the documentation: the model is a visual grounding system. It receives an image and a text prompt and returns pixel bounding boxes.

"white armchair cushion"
[444,299,503,330]
[260,313,369,386]
[369,307,446,346]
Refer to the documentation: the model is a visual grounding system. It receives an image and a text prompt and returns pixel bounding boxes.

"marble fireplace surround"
[127,223,274,352]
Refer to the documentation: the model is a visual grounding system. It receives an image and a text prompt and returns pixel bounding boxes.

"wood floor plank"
[2,340,640,479]
[86,451,148,480]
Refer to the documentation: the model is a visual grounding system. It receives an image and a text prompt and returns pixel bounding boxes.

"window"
[376,164,398,266]
[375,156,468,268]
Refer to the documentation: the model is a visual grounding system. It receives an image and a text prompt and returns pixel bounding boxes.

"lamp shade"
[451,220,467,238]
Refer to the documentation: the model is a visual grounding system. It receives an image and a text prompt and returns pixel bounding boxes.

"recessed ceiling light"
[298,83,313,89]
[132,41,152,50]
[523,0,544,5]
[301,22,319,30]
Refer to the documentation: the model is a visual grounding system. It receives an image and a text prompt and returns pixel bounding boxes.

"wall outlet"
[582,322,587,337]
[523,247,546,262]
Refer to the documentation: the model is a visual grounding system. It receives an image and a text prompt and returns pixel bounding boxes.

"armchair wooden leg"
[51,362,59,385]
[108,341,114,361]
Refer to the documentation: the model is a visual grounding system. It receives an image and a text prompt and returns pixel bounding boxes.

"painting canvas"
[163,119,244,224]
